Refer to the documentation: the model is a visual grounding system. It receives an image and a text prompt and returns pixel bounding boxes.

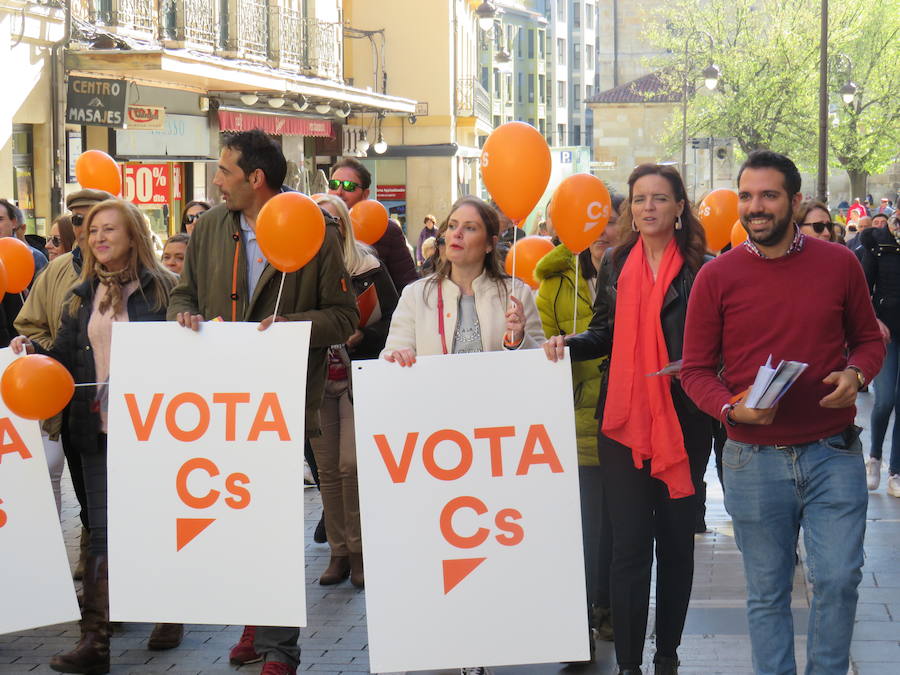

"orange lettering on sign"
[515,424,563,475]
[224,473,251,509]
[165,393,211,442]
[176,457,220,509]
[0,497,7,528]
[473,426,516,476]
[247,393,291,441]
[124,393,163,441]
[212,393,251,441]
[494,508,524,545]
[439,496,489,549]
[0,418,31,463]
[373,432,419,483]
[423,429,472,481]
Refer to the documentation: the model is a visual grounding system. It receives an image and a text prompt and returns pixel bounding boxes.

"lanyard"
[437,283,449,355]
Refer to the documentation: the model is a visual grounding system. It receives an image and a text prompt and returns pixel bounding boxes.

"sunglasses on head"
[328,179,361,192]
[806,221,832,234]
[71,213,84,227]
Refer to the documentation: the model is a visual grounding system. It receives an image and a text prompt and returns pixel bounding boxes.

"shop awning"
[218,110,334,137]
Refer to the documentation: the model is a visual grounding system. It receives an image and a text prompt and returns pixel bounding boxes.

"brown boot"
[147,623,184,650]
[73,527,89,581]
[349,552,364,589]
[319,556,350,585]
[51,554,110,674]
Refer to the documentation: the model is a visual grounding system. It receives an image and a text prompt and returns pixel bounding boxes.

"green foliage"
[643,0,900,179]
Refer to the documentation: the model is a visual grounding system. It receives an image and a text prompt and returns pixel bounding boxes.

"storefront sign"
[218,110,334,138]
[376,185,406,201]
[107,323,309,626]
[353,350,588,672]
[66,76,127,128]
[115,114,211,158]
[0,350,80,635]
[123,163,170,206]
[126,105,166,130]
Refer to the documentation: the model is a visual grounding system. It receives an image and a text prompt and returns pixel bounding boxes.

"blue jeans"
[870,337,900,474]
[723,432,867,675]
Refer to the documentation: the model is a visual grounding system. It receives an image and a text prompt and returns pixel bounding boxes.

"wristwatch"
[724,403,738,427]
[846,366,866,390]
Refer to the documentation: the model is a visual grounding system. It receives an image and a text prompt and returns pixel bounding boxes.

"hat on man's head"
[66,189,114,211]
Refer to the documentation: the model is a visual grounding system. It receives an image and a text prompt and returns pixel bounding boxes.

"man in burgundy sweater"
[681,150,884,675]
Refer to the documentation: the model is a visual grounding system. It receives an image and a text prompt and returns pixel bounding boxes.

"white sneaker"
[887,474,900,498]
[866,457,882,490]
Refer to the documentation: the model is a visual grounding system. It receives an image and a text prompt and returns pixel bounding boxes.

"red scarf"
[601,238,694,499]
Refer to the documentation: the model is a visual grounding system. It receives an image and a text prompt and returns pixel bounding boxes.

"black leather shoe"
[617,668,642,675]
[654,655,679,674]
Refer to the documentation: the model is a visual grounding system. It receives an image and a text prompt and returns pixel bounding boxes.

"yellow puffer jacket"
[534,244,606,466]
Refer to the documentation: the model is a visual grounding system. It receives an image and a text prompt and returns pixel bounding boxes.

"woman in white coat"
[382,196,544,365]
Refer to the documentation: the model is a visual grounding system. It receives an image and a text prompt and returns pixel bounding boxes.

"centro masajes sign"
[66,76,128,128]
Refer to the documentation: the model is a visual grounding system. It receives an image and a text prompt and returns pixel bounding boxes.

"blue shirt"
[239,213,268,300]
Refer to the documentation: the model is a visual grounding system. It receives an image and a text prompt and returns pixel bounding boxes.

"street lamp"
[680,30,718,179]
[702,64,721,91]
[475,1,497,31]
[840,81,858,105]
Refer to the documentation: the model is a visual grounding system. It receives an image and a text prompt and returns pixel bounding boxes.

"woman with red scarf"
[544,164,713,675]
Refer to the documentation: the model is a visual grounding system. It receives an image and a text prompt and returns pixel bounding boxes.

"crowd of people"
[2,130,896,675]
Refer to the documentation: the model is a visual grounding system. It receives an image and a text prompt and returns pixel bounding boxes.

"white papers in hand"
[745,355,808,409]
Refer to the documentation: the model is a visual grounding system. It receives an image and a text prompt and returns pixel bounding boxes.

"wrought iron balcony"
[163,0,218,49]
[456,78,491,126]
[271,7,343,80]
[74,0,343,83]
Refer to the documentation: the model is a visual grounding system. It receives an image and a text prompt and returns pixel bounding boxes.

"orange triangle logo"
[442,557,487,594]
[176,517,215,551]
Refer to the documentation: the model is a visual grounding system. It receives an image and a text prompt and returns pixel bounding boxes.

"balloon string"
[507,219,521,344]
[272,271,286,321]
[573,255,579,336]
[74,382,101,387]
[19,292,25,303]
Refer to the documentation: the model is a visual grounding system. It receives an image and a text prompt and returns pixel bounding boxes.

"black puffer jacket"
[349,262,398,360]
[860,227,900,338]
[35,268,172,455]
[566,246,712,418]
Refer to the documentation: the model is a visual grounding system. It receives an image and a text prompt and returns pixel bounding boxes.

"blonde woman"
[12,199,180,672]
[309,194,398,588]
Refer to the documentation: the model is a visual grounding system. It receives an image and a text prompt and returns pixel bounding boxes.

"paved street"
[2,390,898,674]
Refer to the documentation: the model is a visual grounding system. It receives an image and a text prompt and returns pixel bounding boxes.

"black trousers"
[61,409,90,530]
[81,434,108,556]
[578,465,613,617]
[599,411,712,668]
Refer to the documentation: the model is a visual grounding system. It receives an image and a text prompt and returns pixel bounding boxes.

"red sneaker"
[229,625,261,665]
[261,661,296,675]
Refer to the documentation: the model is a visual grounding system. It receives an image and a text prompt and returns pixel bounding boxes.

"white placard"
[0,349,80,635]
[107,322,309,626]
[354,350,588,672]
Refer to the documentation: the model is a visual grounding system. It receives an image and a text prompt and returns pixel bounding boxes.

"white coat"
[381,271,544,357]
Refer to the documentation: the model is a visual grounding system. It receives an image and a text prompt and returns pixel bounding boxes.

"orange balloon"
[350,200,389,245]
[0,258,8,302]
[1,355,74,420]
[0,237,35,293]
[549,174,612,253]
[504,235,555,289]
[698,189,739,251]
[731,220,748,248]
[481,122,551,222]
[256,193,326,273]
[74,150,122,195]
